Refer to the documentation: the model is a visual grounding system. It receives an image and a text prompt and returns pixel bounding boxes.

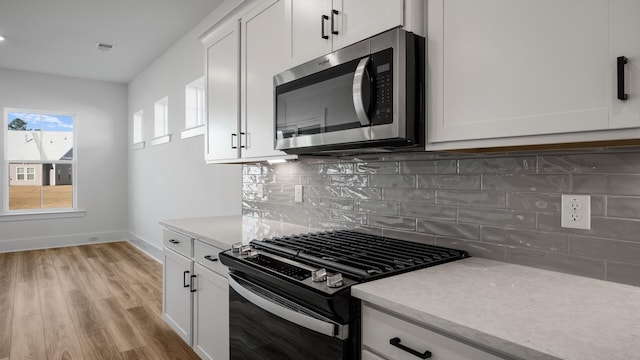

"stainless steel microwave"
[273,28,425,155]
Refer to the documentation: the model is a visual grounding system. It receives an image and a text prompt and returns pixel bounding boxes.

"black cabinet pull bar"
[190,275,197,292]
[389,337,432,359]
[618,56,629,101]
[321,15,329,39]
[331,9,339,35]
[183,270,190,288]
[204,255,219,262]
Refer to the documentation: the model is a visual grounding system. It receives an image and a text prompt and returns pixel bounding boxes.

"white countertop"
[159,215,316,250]
[352,257,640,360]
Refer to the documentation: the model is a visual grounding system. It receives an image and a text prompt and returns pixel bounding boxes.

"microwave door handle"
[353,57,372,126]
[228,274,348,340]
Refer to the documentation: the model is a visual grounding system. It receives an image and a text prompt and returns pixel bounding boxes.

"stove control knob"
[326,273,344,288]
[231,243,243,253]
[311,268,327,282]
[239,244,252,255]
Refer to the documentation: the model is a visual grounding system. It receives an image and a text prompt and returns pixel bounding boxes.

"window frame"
[183,77,206,139]
[3,108,79,215]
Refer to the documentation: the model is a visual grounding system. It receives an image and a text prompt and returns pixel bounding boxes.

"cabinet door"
[193,264,229,360]
[332,0,404,51]
[362,350,387,360]
[205,21,241,162]
[241,0,291,159]
[163,249,193,345]
[285,0,332,66]
[428,0,640,143]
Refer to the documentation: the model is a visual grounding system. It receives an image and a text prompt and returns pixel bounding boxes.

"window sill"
[150,134,171,146]
[180,125,205,139]
[131,141,145,150]
[0,209,86,222]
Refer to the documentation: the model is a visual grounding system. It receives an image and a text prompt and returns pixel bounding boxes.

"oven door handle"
[353,56,372,126]
[228,275,349,340]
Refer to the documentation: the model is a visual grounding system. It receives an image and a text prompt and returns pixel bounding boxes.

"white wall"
[127,18,242,258]
[0,68,128,250]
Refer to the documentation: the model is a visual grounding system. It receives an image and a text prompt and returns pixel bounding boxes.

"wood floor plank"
[93,246,121,264]
[15,250,37,283]
[86,257,117,279]
[0,252,17,359]
[48,247,73,268]
[121,346,155,360]
[106,277,144,310]
[77,269,113,300]
[35,249,58,288]
[76,245,99,259]
[10,314,46,360]
[78,328,123,360]
[44,323,85,360]
[56,265,82,291]
[104,316,146,353]
[39,285,73,329]
[94,298,128,322]
[66,289,104,333]
[67,252,92,274]
[13,280,41,319]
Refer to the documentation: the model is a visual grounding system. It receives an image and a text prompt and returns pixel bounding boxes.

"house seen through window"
[5,110,75,211]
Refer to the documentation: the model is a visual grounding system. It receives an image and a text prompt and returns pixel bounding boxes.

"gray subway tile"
[355,162,398,174]
[243,164,262,175]
[281,206,310,227]
[383,188,434,203]
[538,213,640,242]
[399,203,457,221]
[269,174,300,184]
[416,220,480,240]
[435,237,506,261]
[606,261,640,287]
[507,193,561,212]
[399,160,457,174]
[264,184,296,203]
[481,226,569,252]
[242,175,265,184]
[301,175,331,185]
[288,163,324,175]
[355,200,398,215]
[506,248,605,279]
[570,236,640,264]
[368,215,416,231]
[330,210,367,224]
[482,174,570,193]
[572,174,640,196]
[459,156,536,174]
[607,197,640,219]
[369,175,416,188]
[324,163,355,175]
[539,153,640,174]
[330,175,369,187]
[381,229,436,245]
[436,190,506,208]
[458,208,537,229]
[417,175,480,190]
[353,226,384,236]
[306,197,354,210]
[308,186,341,198]
[341,187,383,200]
[590,195,606,216]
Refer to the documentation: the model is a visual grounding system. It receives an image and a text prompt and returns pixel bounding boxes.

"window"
[133,110,144,144]
[183,77,205,139]
[4,109,75,212]
[154,97,169,138]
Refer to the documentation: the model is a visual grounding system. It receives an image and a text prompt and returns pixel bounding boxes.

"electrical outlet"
[294,185,303,203]
[561,194,591,230]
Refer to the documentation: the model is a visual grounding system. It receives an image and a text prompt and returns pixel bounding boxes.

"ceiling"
[0,0,224,83]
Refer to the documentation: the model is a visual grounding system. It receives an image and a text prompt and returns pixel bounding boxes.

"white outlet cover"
[294,185,303,203]
[561,194,591,230]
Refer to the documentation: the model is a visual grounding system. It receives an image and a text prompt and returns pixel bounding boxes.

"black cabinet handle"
[183,270,190,288]
[239,132,246,149]
[204,255,219,262]
[169,239,179,244]
[321,15,329,39]
[331,9,339,35]
[389,337,432,359]
[190,275,197,292]
[231,133,237,149]
[618,56,629,101]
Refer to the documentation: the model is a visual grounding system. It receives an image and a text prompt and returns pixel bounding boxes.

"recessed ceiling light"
[95,42,114,52]
[0,35,6,41]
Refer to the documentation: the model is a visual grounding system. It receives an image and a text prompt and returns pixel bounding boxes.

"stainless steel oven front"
[273,28,425,154]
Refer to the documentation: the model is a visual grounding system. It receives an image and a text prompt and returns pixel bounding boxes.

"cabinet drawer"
[362,349,387,360]
[194,240,228,276]
[163,228,193,257]
[362,305,504,360]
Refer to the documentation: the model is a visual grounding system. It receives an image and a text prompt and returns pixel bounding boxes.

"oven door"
[228,273,350,360]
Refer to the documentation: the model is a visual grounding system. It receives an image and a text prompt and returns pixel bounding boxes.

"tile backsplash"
[242,147,640,287]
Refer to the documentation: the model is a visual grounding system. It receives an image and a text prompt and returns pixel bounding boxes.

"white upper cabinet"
[241,0,296,159]
[285,0,405,66]
[427,0,640,148]
[204,21,240,162]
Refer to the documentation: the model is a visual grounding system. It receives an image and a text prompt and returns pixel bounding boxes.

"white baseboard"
[126,232,163,263]
[0,231,125,253]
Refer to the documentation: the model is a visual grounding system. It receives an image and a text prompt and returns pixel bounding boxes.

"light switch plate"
[561,194,591,230]
[294,185,303,203]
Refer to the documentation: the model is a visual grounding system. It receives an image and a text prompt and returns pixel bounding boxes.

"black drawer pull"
[169,239,180,244]
[190,275,197,292]
[204,255,219,262]
[618,56,629,101]
[183,270,190,287]
[390,337,432,359]
[321,14,329,39]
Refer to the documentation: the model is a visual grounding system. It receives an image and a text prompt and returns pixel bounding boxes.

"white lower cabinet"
[362,304,504,360]
[163,229,229,360]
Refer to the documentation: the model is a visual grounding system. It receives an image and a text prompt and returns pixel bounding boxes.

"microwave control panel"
[371,48,394,125]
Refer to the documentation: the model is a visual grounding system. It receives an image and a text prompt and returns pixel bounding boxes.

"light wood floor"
[0,241,201,360]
